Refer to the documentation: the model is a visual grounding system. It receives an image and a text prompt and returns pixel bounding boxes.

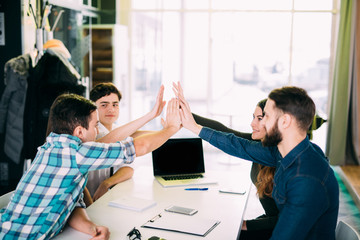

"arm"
[77,99,180,190]
[131,130,154,138]
[96,85,166,143]
[245,215,278,231]
[174,81,276,167]
[133,98,181,156]
[92,166,134,201]
[83,187,94,207]
[174,82,250,139]
[192,113,252,140]
[67,207,110,240]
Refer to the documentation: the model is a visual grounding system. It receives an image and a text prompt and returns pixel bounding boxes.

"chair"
[336,220,360,240]
[0,190,14,209]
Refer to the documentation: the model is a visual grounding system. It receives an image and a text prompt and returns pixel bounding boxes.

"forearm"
[93,167,135,201]
[134,126,179,156]
[246,215,278,231]
[193,113,252,140]
[67,208,97,236]
[97,113,154,143]
[131,130,155,138]
[102,167,134,189]
[200,127,277,167]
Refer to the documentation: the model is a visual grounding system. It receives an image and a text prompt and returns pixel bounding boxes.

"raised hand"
[149,85,166,119]
[162,97,181,132]
[172,82,202,135]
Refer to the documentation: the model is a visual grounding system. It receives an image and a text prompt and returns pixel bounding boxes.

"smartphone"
[219,187,246,195]
[164,205,198,215]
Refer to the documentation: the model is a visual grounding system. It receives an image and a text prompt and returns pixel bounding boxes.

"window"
[128,0,338,149]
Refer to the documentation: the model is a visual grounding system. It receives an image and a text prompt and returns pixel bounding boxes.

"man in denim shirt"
[175,83,339,240]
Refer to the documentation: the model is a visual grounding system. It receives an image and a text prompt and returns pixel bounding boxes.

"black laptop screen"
[152,138,205,176]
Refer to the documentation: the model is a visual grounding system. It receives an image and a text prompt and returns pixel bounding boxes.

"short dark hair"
[47,93,97,135]
[268,86,315,131]
[90,82,122,102]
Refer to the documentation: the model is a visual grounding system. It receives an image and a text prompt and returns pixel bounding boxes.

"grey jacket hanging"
[0,54,32,164]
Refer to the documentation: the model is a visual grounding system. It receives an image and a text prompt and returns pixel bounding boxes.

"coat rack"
[27,1,64,62]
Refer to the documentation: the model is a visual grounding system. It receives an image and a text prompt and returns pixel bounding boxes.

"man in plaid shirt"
[0,91,181,239]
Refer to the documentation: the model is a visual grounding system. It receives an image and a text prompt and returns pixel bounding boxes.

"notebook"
[152,138,217,187]
[108,196,156,212]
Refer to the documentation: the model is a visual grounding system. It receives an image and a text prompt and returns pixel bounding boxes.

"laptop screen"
[152,138,205,176]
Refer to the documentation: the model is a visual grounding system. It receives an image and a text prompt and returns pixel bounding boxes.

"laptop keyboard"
[163,174,204,181]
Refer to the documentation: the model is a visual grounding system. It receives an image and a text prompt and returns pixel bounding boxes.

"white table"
[54,153,252,240]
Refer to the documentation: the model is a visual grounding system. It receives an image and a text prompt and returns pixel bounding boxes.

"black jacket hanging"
[23,51,85,160]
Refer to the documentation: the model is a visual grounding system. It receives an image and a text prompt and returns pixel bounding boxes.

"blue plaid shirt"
[0,132,135,240]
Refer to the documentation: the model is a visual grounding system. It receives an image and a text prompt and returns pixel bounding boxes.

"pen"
[149,214,162,222]
[184,188,208,191]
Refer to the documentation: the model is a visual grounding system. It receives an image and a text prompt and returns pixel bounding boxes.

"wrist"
[101,180,112,190]
[164,125,180,134]
[145,111,155,121]
[190,124,202,135]
[88,223,98,236]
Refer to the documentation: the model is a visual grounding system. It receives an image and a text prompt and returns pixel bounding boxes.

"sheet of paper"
[142,212,220,237]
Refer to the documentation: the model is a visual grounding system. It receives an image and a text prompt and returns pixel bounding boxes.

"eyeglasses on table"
[127,227,166,240]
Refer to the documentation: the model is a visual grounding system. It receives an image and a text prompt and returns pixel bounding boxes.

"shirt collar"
[96,122,120,139]
[47,132,82,144]
[97,122,109,135]
[280,136,310,169]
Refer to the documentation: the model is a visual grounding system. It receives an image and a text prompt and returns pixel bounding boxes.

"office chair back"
[336,220,360,240]
[0,190,14,209]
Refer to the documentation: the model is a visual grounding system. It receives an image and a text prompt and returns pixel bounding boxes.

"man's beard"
[262,120,283,147]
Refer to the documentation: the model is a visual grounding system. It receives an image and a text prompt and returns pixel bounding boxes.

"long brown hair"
[255,98,276,198]
[256,165,276,198]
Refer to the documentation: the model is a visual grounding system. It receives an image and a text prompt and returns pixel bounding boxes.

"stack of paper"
[108,196,157,212]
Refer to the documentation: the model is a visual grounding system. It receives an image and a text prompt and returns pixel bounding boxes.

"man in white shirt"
[84,82,166,205]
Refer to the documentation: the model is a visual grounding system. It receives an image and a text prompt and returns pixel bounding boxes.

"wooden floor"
[335,166,360,234]
[341,166,360,190]
[340,165,360,209]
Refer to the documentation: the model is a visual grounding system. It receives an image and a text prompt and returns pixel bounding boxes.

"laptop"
[152,138,217,187]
